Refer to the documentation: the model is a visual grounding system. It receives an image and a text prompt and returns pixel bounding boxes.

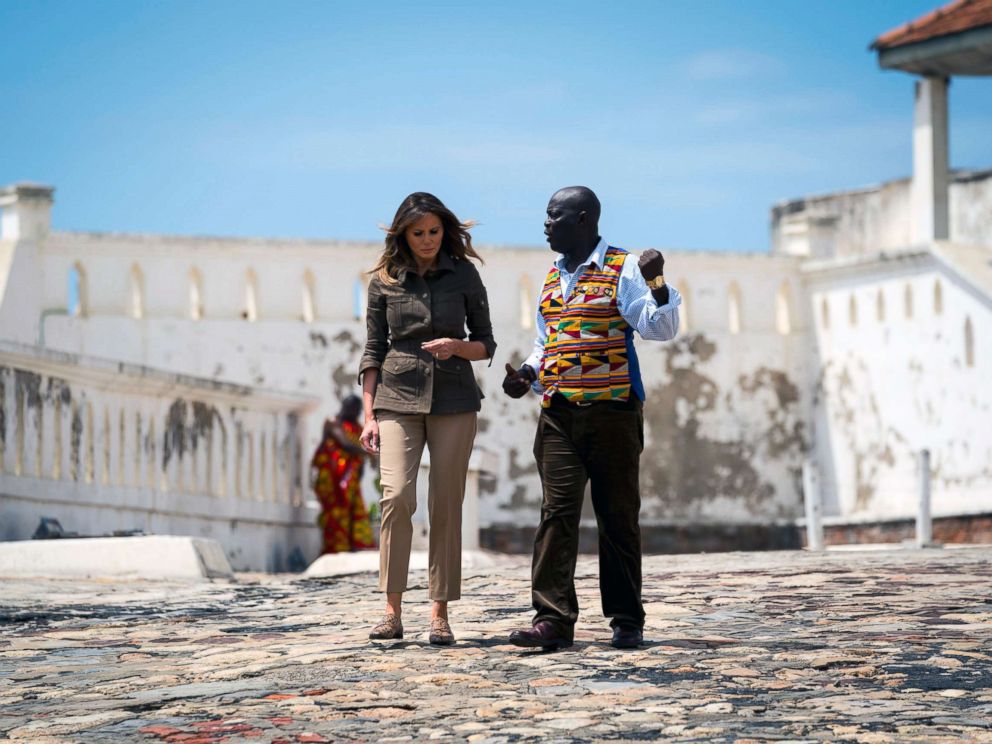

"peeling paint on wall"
[815,358,905,513]
[738,368,804,459]
[70,400,82,482]
[0,368,7,455]
[640,333,806,520]
[508,483,535,508]
[333,330,361,355]
[15,370,42,410]
[508,447,538,479]
[161,398,221,471]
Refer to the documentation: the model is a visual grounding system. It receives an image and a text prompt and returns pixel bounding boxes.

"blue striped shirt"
[523,238,681,394]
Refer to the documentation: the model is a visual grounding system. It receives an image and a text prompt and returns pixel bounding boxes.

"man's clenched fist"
[637,249,664,281]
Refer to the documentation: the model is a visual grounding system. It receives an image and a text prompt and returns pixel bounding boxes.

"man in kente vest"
[502,186,681,650]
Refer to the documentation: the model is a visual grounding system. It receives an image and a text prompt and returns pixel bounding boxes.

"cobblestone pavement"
[2,547,992,743]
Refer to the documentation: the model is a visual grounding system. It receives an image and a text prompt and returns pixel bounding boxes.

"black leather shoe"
[611,625,643,649]
[508,621,573,650]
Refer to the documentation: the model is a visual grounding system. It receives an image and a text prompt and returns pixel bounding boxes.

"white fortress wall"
[805,248,992,522]
[36,230,811,537]
[772,170,992,258]
[6,182,991,550]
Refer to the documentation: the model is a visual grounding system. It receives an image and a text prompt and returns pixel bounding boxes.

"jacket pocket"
[385,296,411,331]
[435,358,478,400]
[381,355,419,399]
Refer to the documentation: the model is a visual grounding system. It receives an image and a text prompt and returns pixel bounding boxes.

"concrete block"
[0,536,234,581]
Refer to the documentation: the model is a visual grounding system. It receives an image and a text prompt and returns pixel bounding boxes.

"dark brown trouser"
[531,395,645,635]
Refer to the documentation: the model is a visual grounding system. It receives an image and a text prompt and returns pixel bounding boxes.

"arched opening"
[68,262,88,317]
[129,264,144,319]
[302,269,316,323]
[244,269,258,322]
[965,316,975,368]
[933,279,943,315]
[188,267,204,320]
[519,275,534,330]
[352,275,367,321]
[775,281,792,335]
[876,288,885,322]
[727,281,742,335]
[904,283,914,319]
[848,293,858,327]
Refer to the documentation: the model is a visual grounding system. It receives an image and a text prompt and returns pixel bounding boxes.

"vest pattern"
[538,246,632,407]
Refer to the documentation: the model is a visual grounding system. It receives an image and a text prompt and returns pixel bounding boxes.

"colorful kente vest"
[538,246,634,407]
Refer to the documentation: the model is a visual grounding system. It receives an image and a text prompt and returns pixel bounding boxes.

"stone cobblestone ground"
[2,547,992,742]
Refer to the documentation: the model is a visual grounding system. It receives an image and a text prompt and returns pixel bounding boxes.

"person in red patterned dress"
[311,395,376,554]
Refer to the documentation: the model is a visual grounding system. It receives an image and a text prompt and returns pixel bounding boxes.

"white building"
[1,0,989,562]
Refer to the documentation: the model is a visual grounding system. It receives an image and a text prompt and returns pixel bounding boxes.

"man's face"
[544,192,584,254]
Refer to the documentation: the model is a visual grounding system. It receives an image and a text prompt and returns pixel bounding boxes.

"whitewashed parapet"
[0,341,320,571]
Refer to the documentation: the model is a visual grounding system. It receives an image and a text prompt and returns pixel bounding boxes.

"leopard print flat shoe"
[369,613,403,640]
[429,617,455,646]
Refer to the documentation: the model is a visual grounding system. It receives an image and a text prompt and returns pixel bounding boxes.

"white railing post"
[802,459,824,551]
[916,448,934,548]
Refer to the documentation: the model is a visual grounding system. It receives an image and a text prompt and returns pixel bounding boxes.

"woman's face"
[404,212,443,266]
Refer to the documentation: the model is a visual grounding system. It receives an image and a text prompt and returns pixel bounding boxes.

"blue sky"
[2,0,990,252]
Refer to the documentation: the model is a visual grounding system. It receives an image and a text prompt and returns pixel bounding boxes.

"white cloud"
[691,90,858,127]
[683,49,784,81]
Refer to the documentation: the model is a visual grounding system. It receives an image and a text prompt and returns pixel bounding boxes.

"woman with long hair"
[358,192,496,645]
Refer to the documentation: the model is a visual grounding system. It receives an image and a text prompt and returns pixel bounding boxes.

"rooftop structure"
[873,0,992,74]
[867,0,992,247]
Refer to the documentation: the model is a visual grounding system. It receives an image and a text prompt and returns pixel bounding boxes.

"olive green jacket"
[358,251,497,415]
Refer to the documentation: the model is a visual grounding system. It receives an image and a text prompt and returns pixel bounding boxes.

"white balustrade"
[0,341,320,571]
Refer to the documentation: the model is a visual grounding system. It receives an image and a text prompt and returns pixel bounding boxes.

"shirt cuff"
[471,336,497,367]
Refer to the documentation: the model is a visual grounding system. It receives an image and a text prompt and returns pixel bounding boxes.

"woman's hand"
[422,338,463,361]
[360,418,380,454]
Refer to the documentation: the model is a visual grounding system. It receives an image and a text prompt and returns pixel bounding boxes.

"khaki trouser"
[377,411,477,601]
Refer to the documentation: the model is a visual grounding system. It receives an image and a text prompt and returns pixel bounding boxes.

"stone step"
[0,535,233,581]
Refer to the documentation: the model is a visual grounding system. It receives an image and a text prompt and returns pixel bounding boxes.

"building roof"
[873,0,992,75]
[933,241,992,300]
[874,0,992,50]
[801,243,992,311]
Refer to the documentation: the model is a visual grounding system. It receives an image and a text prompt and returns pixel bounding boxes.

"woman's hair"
[371,192,482,284]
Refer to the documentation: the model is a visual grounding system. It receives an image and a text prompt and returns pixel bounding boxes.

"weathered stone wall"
[816,514,992,547]
[805,252,992,520]
[772,170,992,258]
[34,232,811,534]
[5,190,987,551]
